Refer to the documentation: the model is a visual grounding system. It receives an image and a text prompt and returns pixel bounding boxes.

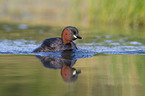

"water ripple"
[0,39,39,54]
[0,39,145,56]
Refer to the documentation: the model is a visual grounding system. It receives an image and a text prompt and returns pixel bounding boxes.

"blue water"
[0,38,145,57]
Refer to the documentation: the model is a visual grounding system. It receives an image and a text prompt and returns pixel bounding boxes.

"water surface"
[1,23,145,55]
[0,23,145,96]
[0,55,145,96]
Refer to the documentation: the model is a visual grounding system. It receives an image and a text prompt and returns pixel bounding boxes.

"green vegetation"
[0,0,145,27]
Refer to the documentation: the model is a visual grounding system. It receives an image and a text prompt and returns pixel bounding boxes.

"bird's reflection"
[36,50,81,82]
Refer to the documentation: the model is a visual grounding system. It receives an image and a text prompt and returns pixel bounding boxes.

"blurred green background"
[1,1,145,96]
[0,0,145,27]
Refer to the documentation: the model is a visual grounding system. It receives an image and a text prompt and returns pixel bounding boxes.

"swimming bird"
[33,26,82,52]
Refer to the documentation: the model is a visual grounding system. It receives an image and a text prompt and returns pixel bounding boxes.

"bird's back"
[33,37,77,52]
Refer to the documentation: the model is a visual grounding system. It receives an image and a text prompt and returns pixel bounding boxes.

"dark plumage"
[33,26,82,52]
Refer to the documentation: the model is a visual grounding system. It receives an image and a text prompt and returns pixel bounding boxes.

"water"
[0,55,145,96]
[1,23,145,55]
[1,38,145,55]
[0,23,145,96]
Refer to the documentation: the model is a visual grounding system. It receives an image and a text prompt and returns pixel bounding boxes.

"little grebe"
[33,26,82,52]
